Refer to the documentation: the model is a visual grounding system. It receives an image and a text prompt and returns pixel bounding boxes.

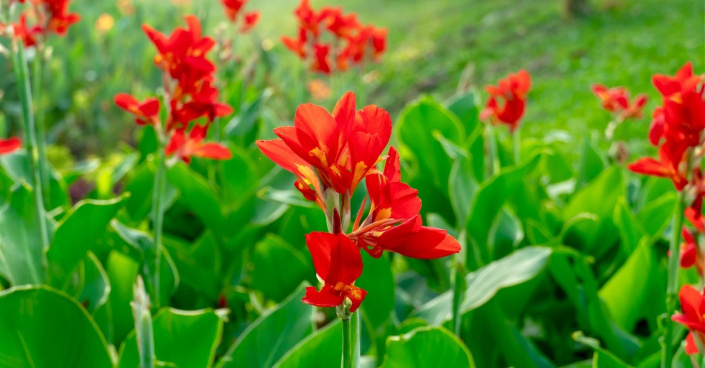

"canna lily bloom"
[175,80,233,124]
[302,232,367,312]
[627,140,688,190]
[619,94,648,120]
[240,12,260,33]
[481,70,532,133]
[12,14,42,47]
[114,93,161,126]
[348,147,462,259]
[592,84,648,121]
[651,62,705,146]
[0,137,21,155]
[282,28,307,59]
[142,15,216,86]
[257,92,391,199]
[371,28,387,61]
[680,228,705,276]
[220,0,245,22]
[294,0,321,37]
[672,285,705,355]
[165,125,231,164]
[310,43,331,74]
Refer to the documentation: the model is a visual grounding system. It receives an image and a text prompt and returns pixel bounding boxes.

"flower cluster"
[115,16,232,164]
[0,0,80,47]
[591,84,648,121]
[219,0,259,34]
[0,137,21,155]
[628,63,704,201]
[281,0,387,75]
[257,92,461,312]
[480,70,532,133]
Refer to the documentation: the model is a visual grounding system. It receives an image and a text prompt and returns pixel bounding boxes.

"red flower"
[165,125,231,163]
[619,94,648,120]
[12,15,42,47]
[672,285,705,355]
[114,93,160,126]
[142,15,216,88]
[257,92,391,199]
[349,147,462,259]
[240,12,259,34]
[651,62,705,146]
[302,232,366,312]
[371,28,387,61]
[0,137,21,155]
[592,84,648,121]
[627,140,688,190]
[481,70,532,132]
[220,0,245,22]
[282,28,307,59]
[680,228,704,274]
[44,0,81,36]
[294,0,321,37]
[310,43,331,74]
[175,81,233,124]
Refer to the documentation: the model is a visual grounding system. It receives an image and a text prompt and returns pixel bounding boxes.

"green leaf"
[222,146,259,211]
[47,195,127,286]
[62,252,111,314]
[446,92,480,138]
[273,320,343,368]
[0,184,45,285]
[395,96,465,192]
[613,199,646,255]
[413,246,552,325]
[465,153,542,264]
[249,235,310,303]
[118,307,224,368]
[357,252,395,332]
[599,238,665,332]
[0,285,113,368]
[167,163,226,237]
[216,285,314,368]
[636,192,676,241]
[379,326,474,368]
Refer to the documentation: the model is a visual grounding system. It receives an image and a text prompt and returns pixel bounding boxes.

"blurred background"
[0,0,701,162]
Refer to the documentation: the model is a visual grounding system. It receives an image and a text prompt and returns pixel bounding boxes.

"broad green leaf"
[47,195,127,285]
[357,252,395,332]
[0,285,112,368]
[118,308,224,368]
[396,96,465,192]
[222,145,259,211]
[449,151,477,228]
[599,238,665,332]
[106,250,140,345]
[62,252,111,314]
[216,285,314,368]
[563,167,623,256]
[573,332,631,368]
[613,199,646,255]
[489,208,524,259]
[0,151,69,211]
[465,153,542,265]
[250,235,310,303]
[446,91,480,138]
[163,232,222,301]
[0,185,45,285]
[167,163,226,237]
[636,192,676,241]
[413,246,552,325]
[273,320,342,368]
[379,326,474,368]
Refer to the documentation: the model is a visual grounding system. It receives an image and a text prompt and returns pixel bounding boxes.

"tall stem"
[485,124,500,177]
[151,136,167,308]
[11,39,50,257]
[512,127,521,164]
[662,190,686,368]
[451,231,467,335]
[32,44,50,207]
[339,307,360,368]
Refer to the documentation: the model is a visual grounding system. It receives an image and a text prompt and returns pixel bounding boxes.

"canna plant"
[114,15,233,307]
[256,91,461,367]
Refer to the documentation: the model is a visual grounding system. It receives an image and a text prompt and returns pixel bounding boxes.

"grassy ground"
[2,0,702,158]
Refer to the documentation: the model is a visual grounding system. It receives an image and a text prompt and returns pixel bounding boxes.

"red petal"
[0,137,21,155]
[346,286,367,312]
[114,93,139,110]
[302,285,344,308]
[256,139,312,176]
[306,232,337,280]
[383,146,402,182]
[294,103,339,163]
[627,157,669,178]
[686,332,699,355]
[679,285,703,322]
[332,91,357,138]
[357,105,392,146]
[194,143,232,160]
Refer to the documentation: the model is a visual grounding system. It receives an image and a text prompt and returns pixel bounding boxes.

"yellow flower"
[95,14,114,33]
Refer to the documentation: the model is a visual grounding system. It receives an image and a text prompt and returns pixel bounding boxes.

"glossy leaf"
[379,326,474,368]
[249,235,310,303]
[273,320,343,368]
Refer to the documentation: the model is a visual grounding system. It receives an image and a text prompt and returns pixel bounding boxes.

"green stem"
[151,139,167,308]
[351,310,360,368]
[662,191,686,368]
[32,44,50,208]
[486,124,500,177]
[512,127,521,164]
[451,231,467,335]
[342,314,352,368]
[11,39,51,257]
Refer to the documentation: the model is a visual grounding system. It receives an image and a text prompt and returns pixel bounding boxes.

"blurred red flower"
[114,94,160,126]
[481,70,531,133]
[220,0,259,34]
[672,285,705,355]
[628,141,688,190]
[592,84,648,121]
[165,125,231,164]
[302,232,367,312]
[0,137,21,155]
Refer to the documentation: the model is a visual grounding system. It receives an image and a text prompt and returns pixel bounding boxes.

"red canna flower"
[481,70,532,133]
[294,0,321,37]
[302,232,367,312]
[371,28,387,61]
[282,28,307,59]
[175,81,233,124]
[220,0,245,22]
[592,84,648,121]
[310,43,331,75]
[165,124,231,163]
[680,228,705,276]
[240,12,259,34]
[627,140,688,190]
[257,92,391,200]
[619,94,648,120]
[0,137,21,155]
[672,285,705,355]
[114,93,161,126]
[12,14,42,47]
[348,147,462,259]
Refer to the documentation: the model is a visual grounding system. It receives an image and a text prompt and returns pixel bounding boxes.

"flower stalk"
[338,303,360,368]
[10,37,50,257]
[663,190,687,368]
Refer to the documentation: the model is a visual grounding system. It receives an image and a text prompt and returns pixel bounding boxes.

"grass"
[0,0,701,158]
